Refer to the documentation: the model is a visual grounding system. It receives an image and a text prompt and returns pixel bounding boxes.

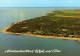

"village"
[26,29,80,38]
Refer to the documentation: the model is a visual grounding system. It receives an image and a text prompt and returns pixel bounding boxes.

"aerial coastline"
[2,9,80,41]
[1,23,80,41]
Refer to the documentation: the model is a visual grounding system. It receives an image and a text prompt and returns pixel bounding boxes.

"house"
[68,35,74,37]
[33,31,44,35]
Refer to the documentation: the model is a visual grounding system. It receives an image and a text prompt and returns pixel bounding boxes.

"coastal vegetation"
[6,9,80,38]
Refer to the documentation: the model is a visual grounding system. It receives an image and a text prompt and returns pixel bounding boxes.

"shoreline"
[1,24,80,41]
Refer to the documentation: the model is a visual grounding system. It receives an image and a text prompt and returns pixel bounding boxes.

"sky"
[0,0,80,7]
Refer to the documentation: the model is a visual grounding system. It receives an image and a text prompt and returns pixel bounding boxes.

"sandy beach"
[1,24,80,41]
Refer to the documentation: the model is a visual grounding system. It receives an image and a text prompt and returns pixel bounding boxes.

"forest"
[6,9,80,37]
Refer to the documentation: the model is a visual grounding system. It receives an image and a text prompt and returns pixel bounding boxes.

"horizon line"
[0,7,79,8]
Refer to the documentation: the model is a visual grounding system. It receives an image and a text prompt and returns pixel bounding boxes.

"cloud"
[0,0,56,3]
[0,1,30,3]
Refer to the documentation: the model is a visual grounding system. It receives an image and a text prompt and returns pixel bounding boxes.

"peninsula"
[2,9,80,41]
